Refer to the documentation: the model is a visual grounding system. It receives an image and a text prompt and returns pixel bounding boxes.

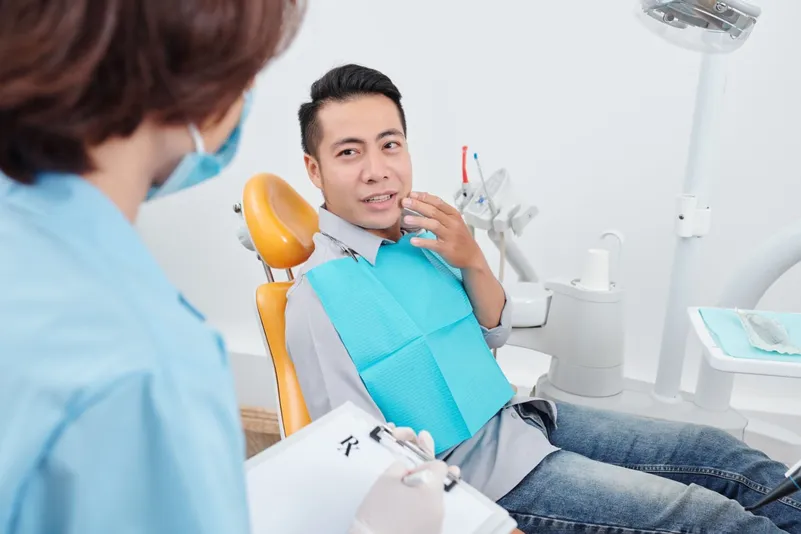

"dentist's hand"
[387,424,460,479]
[348,426,459,534]
[349,461,448,534]
[402,192,486,271]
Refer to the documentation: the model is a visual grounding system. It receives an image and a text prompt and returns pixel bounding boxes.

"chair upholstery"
[243,173,317,269]
[255,282,310,437]
[242,173,318,437]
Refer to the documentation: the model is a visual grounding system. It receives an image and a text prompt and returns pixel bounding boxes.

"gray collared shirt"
[285,207,558,501]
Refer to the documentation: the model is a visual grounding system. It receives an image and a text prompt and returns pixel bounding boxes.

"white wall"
[137,0,801,410]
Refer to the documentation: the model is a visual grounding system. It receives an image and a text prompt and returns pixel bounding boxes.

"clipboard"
[245,402,518,534]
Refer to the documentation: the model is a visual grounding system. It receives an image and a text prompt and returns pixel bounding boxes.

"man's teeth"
[366,194,392,203]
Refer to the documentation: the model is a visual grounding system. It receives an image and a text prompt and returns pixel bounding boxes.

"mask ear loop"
[188,125,207,154]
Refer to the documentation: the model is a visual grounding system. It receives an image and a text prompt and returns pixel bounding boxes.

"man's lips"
[362,192,397,203]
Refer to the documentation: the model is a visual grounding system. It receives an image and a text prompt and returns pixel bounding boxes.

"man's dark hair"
[298,64,406,158]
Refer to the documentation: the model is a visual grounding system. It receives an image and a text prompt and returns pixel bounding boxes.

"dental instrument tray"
[688,307,801,379]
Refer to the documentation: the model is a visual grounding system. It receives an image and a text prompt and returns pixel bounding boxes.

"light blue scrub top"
[0,173,250,533]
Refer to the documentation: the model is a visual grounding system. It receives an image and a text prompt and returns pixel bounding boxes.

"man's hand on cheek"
[402,192,487,271]
[403,191,505,330]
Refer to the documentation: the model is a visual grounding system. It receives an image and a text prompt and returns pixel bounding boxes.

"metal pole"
[259,257,275,283]
[653,53,728,401]
[487,230,538,283]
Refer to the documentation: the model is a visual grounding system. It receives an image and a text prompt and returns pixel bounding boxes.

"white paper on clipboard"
[245,402,517,534]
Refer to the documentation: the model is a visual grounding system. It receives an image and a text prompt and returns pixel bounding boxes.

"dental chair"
[238,173,318,438]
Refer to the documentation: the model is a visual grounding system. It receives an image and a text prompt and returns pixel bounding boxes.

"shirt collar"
[318,206,416,266]
[2,172,177,297]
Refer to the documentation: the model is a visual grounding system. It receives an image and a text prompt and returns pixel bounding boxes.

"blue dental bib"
[307,232,513,454]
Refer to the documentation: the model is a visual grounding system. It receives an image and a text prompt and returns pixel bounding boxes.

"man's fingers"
[410,236,441,252]
[409,191,460,217]
[403,197,451,225]
[403,215,446,235]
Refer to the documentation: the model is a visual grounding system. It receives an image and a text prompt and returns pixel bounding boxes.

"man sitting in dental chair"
[284,64,801,534]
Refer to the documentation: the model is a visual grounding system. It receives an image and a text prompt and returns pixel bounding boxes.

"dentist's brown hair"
[0,0,304,184]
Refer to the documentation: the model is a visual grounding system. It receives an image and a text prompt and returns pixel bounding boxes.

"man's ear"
[304,153,323,190]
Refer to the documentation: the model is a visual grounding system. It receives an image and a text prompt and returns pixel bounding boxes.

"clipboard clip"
[369,426,459,493]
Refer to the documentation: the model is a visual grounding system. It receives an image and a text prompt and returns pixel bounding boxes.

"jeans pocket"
[515,403,552,438]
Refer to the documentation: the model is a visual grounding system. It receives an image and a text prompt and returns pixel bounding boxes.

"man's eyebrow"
[331,136,365,149]
[377,128,404,140]
[331,129,404,149]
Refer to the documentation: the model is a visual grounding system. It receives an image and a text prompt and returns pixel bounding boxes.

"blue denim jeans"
[497,402,801,533]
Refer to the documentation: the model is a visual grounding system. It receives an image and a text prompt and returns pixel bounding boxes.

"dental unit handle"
[473,153,498,219]
[454,151,540,282]
[745,459,801,512]
[601,230,625,285]
[488,229,538,283]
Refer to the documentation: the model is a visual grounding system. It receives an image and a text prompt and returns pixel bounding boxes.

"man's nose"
[361,152,390,183]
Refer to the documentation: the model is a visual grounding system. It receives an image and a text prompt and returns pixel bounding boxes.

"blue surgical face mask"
[147,91,253,201]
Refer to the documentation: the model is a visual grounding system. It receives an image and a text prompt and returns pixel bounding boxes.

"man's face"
[304,94,412,232]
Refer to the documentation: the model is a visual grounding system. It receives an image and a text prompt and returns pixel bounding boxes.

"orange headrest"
[242,173,318,269]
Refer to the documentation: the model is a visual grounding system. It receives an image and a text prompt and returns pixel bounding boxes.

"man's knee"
[681,424,743,453]
[500,452,782,534]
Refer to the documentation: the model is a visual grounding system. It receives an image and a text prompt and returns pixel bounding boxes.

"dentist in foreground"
[0,1,452,533]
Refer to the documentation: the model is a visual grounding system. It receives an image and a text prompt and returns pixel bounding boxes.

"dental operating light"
[638,0,761,53]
